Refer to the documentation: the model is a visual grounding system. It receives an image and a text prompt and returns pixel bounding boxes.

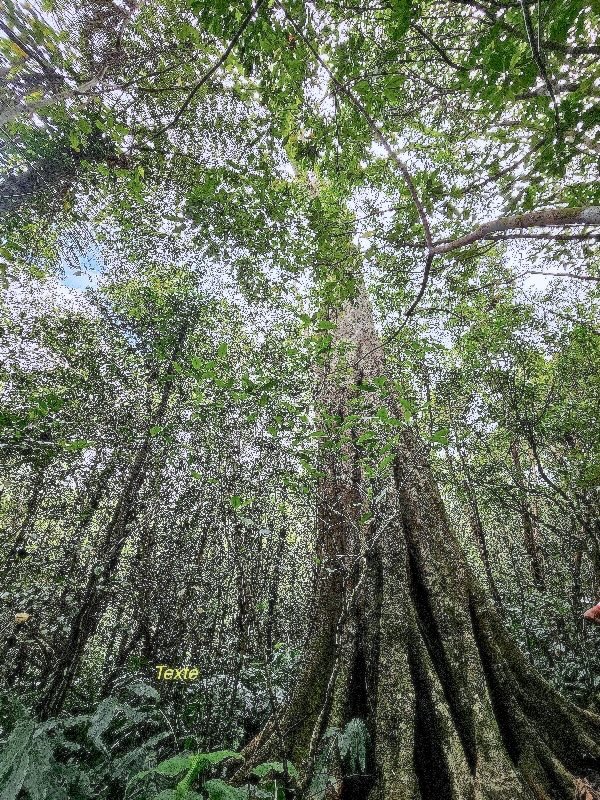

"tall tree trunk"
[510,441,546,591]
[242,204,600,799]
[3,464,44,567]
[451,446,504,612]
[570,516,585,614]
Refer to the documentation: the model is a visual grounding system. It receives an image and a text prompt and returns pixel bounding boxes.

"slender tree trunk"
[570,516,585,614]
[510,441,545,591]
[265,523,287,656]
[450,446,504,612]
[3,464,44,567]
[582,494,600,598]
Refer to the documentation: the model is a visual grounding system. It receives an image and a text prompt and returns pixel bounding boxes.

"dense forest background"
[1,0,600,798]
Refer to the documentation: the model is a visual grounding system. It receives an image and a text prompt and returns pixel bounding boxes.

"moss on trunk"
[240,212,600,799]
[248,432,600,798]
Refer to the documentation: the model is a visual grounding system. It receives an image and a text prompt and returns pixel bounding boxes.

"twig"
[527,270,600,281]
[402,251,434,321]
[150,0,267,139]
[276,0,434,251]
[412,23,468,72]
[518,0,560,137]
[0,76,103,127]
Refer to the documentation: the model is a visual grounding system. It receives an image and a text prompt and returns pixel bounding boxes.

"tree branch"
[0,20,61,87]
[276,0,434,251]
[0,7,136,128]
[518,0,560,136]
[411,23,469,72]
[447,0,600,55]
[150,0,267,139]
[432,206,600,254]
[403,252,435,320]
[484,231,600,242]
[526,270,600,282]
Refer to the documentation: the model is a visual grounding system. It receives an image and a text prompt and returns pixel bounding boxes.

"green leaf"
[229,496,252,512]
[68,131,80,151]
[87,698,122,753]
[0,721,34,796]
[431,427,449,445]
[130,769,152,784]
[62,439,90,451]
[130,681,160,700]
[356,430,376,444]
[154,755,195,776]
[338,718,368,773]
[197,750,243,767]
[251,761,298,779]
[204,779,246,800]
[0,751,29,800]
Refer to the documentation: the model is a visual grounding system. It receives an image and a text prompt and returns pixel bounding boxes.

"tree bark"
[242,210,600,799]
[452,445,504,612]
[510,441,546,591]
